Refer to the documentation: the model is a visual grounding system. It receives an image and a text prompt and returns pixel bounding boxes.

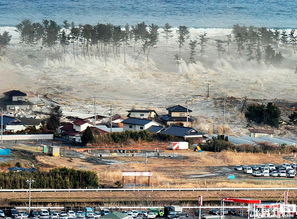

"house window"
[129,125,133,128]
[140,126,144,130]
[140,114,144,117]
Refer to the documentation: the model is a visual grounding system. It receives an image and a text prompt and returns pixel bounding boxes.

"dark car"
[10,209,19,218]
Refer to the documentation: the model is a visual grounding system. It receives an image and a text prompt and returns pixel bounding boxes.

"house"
[73,119,93,132]
[122,118,160,131]
[147,125,163,133]
[127,109,157,119]
[249,128,274,138]
[153,125,205,142]
[3,90,33,112]
[160,105,193,127]
[95,125,124,133]
[4,90,27,102]
[2,115,42,133]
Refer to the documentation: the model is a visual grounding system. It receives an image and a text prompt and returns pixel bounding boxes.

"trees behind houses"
[0,31,11,54]
[245,102,281,127]
[46,105,62,131]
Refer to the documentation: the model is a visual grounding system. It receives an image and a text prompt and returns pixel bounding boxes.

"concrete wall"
[0,134,53,141]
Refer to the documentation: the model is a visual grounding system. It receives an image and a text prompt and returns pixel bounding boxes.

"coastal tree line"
[1,19,296,66]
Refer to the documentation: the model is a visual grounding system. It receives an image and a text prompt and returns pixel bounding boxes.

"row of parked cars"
[0,208,182,219]
[0,208,110,219]
[234,163,297,178]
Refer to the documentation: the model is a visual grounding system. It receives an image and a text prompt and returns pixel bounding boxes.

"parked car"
[244,167,253,174]
[166,211,178,219]
[0,210,5,218]
[270,171,278,177]
[50,212,60,219]
[287,172,295,178]
[279,170,286,177]
[100,209,110,216]
[252,171,262,177]
[131,210,140,218]
[229,209,237,215]
[76,211,86,218]
[147,212,157,219]
[59,212,68,219]
[30,211,40,218]
[234,166,243,171]
[68,211,76,218]
[10,209,19,218]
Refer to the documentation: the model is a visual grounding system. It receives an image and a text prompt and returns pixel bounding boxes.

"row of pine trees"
[1,19,296,65]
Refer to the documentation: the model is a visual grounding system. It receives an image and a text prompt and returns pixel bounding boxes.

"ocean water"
[0,0,297,28]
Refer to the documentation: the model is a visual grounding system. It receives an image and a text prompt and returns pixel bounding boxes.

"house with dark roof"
[2,115,42,133]
[159,125,205,141]
[147,125,163,133]
[3,90,32,112]
[127,109,157,119]
[4,90,27,101]
[122,117,161,131]
[160,105,193,127]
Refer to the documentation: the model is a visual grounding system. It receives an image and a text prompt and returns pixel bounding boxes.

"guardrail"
[0,187,296,193]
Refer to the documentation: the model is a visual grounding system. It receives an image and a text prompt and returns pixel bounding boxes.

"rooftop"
[122,117,154,126]
[166,105,192,113]
[4,90,27,97]
[249,128,274,134]
[160,125,204,137]
[147,125,164,133]
[73,119,90,126]
[128,109,156,113]
[160,115,193,122]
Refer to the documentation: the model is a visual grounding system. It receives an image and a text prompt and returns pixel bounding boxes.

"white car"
[147,212,157,218]
[279,171,287,177]
[40,210,49,217]
[68,211,76,218]
[262,171,270,177]
[244,167,253,174]
[50,212,60,219]
[270,171,278,177]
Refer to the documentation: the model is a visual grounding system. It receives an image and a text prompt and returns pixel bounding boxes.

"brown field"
[35,150,295,188]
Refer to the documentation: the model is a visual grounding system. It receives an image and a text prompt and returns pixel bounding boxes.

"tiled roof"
[160,125,204,137]
[122,117,153,126]
[166,105,192,112]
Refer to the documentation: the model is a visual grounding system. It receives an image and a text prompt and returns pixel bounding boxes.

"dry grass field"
[36,150,294,188]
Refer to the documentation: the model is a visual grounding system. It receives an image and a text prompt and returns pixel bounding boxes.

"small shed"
[48,146,60,157]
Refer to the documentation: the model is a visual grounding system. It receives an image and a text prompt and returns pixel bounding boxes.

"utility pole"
[109,105,113,133]
[93,97,96,126]
[207,83,210,98]
[26,178,35,213]
[1,108,3,144]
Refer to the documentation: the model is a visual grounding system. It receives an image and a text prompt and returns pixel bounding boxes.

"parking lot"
[234,163,297,178]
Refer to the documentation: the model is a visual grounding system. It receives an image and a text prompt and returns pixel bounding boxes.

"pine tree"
[189,40,197,63]
[177,26,189,58]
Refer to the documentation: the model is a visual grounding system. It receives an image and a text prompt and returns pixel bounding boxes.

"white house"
[127,109,157,119]
[122,118,161,131]
[73,119,93,132]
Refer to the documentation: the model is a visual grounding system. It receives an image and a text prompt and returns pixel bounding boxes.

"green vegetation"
[83,130,181,145]
[245,102,281,127]
[0,31,11,54]
[289,111,297,125]
[46,105,62,132]
[0,167,99,189]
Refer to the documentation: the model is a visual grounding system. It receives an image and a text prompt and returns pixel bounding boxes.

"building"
[2,115,42,133]
[127,109,157,119]
[122,117,160,131]
[3,90,32,112]
[149,125,205,142]
[48,146,60,157]
[160,105,193,127]
[73,119,93,132]
[4,90,27,102]
[249,128,274,138]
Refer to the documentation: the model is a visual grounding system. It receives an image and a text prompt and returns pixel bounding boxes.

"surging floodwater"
[0,0,297,28]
